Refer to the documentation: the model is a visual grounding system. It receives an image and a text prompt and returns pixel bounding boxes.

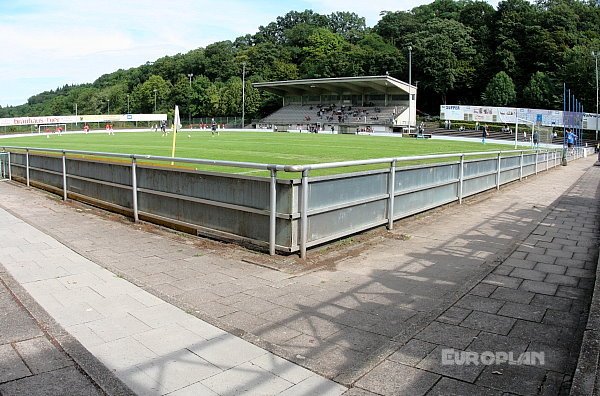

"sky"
[0,0,498,107]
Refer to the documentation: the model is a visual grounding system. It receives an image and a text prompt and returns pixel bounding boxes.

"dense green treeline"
[1,0,599,120]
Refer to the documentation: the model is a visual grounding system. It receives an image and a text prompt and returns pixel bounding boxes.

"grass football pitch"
[0,130,520,178]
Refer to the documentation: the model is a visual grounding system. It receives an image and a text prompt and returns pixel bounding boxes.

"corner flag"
[171,105,182,163]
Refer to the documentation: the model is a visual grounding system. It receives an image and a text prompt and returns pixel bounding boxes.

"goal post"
[38,123,67,134]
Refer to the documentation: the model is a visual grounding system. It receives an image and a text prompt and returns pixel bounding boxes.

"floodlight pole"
[107,99,110,114]
[153,89,157,113]
[75,103,78,126]
[127,94,130,113]
[242,62,246,129]
[408,46,412,133]
[187,73,193,125]
[593,51,599,141]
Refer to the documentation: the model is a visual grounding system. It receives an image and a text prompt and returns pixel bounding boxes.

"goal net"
[38,123,67,134]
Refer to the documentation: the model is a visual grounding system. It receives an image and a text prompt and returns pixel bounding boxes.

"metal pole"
[563,84,567,151]
[154,89,157,113]
[408,46,412,86]
[131,157,139,222]
[242,62,246,129]
[595,52,599,141]
[75,103,78,126]
[546,150,549,172]
[458,154,464,204]
[407,46,412,133]
[387,160,396,230]
[496,152,501,190]
[534,151,538,175]
[25,149,30,186]
[62,152,67,200]
[300,169,309,259]
[127,94,130,113]
[519,151,524,180]
[269,169,277,256]
[514,110,519,149]
[7,151,11,180]
[188,73,193,125]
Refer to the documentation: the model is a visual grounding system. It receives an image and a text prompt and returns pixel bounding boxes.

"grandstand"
[253,76,416,133]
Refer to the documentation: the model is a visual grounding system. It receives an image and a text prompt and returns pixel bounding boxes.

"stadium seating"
[259,104,407,127]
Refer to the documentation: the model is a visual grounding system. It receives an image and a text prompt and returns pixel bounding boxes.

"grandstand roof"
[253,75,414,96]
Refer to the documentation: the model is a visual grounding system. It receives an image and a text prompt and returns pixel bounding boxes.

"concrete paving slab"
[200,360,294,395]
[13,337,73,374]
[0,366,103,396]
[354,360,439,396]
[0,344,32,383]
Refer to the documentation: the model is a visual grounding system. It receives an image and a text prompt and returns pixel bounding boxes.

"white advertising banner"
[441,105,595,129]
[0,114,167,127]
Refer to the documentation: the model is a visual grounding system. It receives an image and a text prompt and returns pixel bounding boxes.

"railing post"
[131,157,139,222]
[62,151,68,200]
[496,152,501,190]
[519,151,524,181]
[26,149,30,187]
[534,151,538,175]
[546,150,549,172]
[269,169,277,256]
[387,160,396,230]
[459,154,465,204]
[7,151,11,180]
[300,169,309,259]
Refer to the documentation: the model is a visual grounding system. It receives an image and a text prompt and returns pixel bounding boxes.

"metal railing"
[0,152,9,180]
[0,145,586,258]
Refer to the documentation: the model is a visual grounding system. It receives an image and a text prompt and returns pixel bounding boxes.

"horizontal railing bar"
[1,145,561,174]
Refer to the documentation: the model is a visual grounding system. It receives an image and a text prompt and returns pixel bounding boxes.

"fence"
[0,146,588,258]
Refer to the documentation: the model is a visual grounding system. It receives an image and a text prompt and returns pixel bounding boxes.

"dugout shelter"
[253,75,416,133]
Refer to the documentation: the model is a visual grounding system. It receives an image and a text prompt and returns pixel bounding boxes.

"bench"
[406,133,432,139]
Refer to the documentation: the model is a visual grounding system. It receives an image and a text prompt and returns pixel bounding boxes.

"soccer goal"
[38,123,67,134]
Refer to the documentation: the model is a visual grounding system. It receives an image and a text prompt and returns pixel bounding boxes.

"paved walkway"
[0,207,346,394]
[0,266,108,396]
[0,156,598,395]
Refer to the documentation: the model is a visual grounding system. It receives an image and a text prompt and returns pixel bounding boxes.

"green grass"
[0,130,522,178]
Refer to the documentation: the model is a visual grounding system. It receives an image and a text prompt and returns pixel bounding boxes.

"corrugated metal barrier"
[0,145,589,258]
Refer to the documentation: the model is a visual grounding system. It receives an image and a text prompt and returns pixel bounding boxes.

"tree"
[357,33,404,77]
[131,75,172,113]
[301,28,363,78]
[482,71,516,106]
[327,12,367,43]
[404,18,476,104]
[522,71,556,108]
[203,41,239,81]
